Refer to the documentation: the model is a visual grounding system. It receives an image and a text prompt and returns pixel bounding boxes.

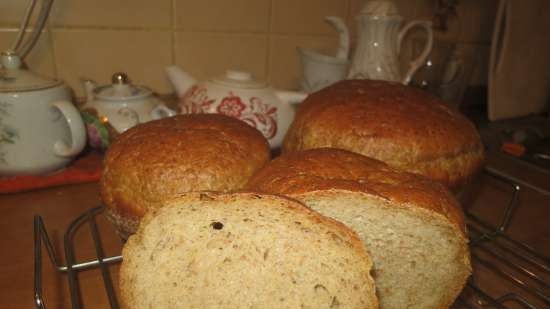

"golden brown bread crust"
[247,148,466,235]
[283,79,485,189]
[101,114,270,238]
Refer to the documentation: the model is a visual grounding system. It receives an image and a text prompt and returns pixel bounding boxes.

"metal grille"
[33,168,550,309]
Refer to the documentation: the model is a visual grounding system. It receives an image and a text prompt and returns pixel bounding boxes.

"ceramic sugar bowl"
[166,66,307,149]
[80,72,175,149]
[0,52,87,176]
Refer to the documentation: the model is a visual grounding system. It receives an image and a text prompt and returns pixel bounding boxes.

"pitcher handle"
[397,20,433,85]
[50,100,87,157]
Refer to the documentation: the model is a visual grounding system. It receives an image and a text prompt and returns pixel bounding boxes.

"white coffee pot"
[0,52,87,176]
[166,66,307,149]
[347,0,434,84]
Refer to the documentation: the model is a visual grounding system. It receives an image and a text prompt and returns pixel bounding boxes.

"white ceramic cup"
[298,48,349,93]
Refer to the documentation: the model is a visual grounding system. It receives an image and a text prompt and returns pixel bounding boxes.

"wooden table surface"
[0,152,548,309]
[0,182,123,309]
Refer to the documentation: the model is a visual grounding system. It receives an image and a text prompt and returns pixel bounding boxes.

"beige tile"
[174,32,268,82]
[271,0,349,35]
[50,0,172,29]
[457,0,498,44]
[268,34,339,90]
[52,29,172,97]
[175,0,269,32]
[0,0,37,27]
[0,29,56,79]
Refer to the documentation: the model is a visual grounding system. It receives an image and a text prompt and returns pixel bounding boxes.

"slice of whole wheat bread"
[247,148,471,309]
[119,192,379,309]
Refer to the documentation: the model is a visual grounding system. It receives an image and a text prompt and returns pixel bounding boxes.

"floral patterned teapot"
[166,66,308,149]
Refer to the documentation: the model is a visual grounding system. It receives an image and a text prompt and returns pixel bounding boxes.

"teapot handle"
[397,20,433,85]
[151,104,177,120]
[275,90,308,105]
[50,100,87,157]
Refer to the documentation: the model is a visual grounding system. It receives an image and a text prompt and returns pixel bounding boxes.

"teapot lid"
[0,52,61,92]
[360,0,401,18]
[94,72,152,101]
[212,70,267,89]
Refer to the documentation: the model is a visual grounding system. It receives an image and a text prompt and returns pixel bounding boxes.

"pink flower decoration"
[86,123,102,148]
[180,86,215,114]
[217,95,246,118]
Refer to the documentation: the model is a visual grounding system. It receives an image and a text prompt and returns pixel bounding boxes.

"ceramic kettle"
[347,0,433,84]
[166,66,307,149]
[0,52,87,176]
[80,72,176,149]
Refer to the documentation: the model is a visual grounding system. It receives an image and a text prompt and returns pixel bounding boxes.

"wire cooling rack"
[33,168,550,309]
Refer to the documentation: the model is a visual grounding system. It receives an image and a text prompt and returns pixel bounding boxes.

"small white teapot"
[166,66,307,149]
[81,72,175,149]
[347,0,434,84]
[0,52,87,176]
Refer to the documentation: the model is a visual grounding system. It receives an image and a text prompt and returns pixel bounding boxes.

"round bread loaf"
[247,148,471,309]
[119,192,378,309]
[283,79,484,189]
[100,114,270,239]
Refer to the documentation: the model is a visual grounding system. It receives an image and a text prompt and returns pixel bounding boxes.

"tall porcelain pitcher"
[347,0,433,85]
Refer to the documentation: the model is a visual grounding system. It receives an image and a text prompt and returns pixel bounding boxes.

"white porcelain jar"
[0,52,86,176]
[80,72,175,149]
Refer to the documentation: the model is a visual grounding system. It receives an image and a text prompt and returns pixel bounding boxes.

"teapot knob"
[226,70,252,81]
[112,72,129,84]
[0,51,22,69]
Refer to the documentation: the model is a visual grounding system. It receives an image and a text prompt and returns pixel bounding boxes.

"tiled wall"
[0,0,497,97]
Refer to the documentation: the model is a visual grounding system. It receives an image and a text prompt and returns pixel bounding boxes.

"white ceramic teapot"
[80,72,175,149]
[0,52,87,176]
[166,66,307,149]
[347,0,434,84]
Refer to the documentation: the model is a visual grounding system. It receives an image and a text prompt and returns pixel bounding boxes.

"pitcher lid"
[360,0,401,18]
[0,51,61,92]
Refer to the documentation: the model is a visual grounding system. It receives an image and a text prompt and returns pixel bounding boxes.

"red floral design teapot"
[166,66,307,149]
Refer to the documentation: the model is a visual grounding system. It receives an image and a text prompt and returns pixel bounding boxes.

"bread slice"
[247,148,471,309]
[119,192,378,309]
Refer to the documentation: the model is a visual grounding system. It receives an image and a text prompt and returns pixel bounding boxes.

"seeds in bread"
[119,192,378,309]
[247,148,471,309]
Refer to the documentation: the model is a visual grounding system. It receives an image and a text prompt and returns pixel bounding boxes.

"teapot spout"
[275,90,308,105]
[324,16,350,60]
[165,65,196,98]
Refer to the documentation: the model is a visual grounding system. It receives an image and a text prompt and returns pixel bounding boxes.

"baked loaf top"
[101,114,270,220]
[120,192,378,309]
[247,148,465,235]
[283,79,484,188]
